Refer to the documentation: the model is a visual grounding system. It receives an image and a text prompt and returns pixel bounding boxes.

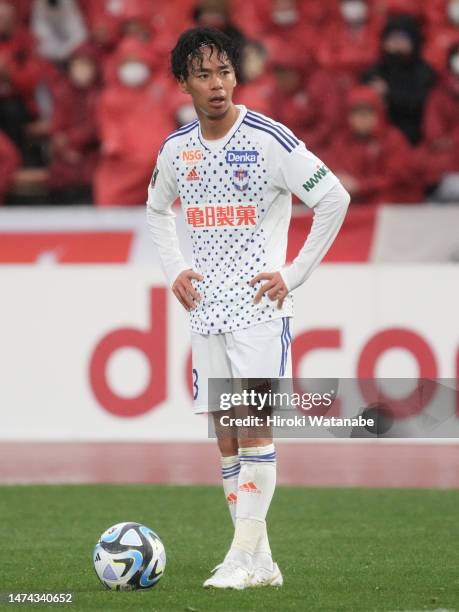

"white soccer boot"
[203,561,251,589]
[249,561,283,587]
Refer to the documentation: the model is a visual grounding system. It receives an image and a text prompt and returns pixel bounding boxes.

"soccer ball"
[93,522,166,591]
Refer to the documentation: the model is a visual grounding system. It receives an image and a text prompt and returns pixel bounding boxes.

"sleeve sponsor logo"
[186,204,257,228]
[150,166,159,187]
[225,150,259,164]
[302,164,330,193]
[181,149,203,164]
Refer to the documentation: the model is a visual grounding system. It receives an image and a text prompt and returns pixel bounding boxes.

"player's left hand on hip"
[250,271,289,309]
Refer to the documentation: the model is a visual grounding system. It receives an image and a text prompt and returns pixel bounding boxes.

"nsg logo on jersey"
[225,150,259,164]
[181,148,202,164]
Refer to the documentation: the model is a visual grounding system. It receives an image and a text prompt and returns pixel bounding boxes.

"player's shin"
[226,443,276,569]
[220,454,239,525]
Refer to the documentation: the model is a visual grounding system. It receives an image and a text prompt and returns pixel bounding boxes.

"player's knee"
[237,436,273,448]
[217,436,239,456]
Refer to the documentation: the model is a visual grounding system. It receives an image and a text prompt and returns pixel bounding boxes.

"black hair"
[171,27,240,81]
[381,14,423,56]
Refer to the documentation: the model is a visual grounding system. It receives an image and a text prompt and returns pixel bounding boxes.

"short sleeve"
[146,145,178,211]
[272,139,339,208]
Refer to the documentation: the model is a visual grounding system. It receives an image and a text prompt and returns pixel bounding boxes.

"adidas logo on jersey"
[186,167,200,181]
[238,481,261,493]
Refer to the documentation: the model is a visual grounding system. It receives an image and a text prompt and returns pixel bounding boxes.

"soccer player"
[147,27,350,589]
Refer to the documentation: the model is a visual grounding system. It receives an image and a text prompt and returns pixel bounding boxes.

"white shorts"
[191,317,292,414]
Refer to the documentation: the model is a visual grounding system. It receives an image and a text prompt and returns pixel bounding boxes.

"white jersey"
[147,105,346,335]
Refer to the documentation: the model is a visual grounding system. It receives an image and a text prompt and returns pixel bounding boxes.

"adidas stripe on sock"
[220,454,240,525]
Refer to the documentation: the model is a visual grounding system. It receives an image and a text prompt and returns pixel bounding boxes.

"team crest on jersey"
[232,169,249,192]
[186,167,200,181]
[181,148,202,165]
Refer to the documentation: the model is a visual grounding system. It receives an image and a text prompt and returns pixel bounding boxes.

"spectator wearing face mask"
[94,37,175,206]
[317,0,382,85]
[424,0,459,73]
[31,0,88,63]
[270,47,342,155]
[0,128,20,203]
[421,43,459,198]
[322,86,423,204]
[48,45,100,204]
[363,14,436,145]
[234,39,275,116]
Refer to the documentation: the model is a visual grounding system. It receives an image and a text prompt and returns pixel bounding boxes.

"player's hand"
[250,271,289,310]
[172,269,204,311]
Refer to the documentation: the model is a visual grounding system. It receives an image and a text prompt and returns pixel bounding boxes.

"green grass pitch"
[1,485,458,612]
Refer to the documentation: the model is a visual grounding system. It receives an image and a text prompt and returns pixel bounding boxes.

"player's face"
[180,46,236,119]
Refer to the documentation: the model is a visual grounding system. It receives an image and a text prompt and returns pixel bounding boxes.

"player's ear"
[178,77,190,95]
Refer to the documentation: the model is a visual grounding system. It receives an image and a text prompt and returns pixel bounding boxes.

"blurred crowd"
[1,0,459,206]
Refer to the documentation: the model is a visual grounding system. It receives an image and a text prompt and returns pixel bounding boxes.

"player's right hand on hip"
[250,271,289,309]
[172,269,204,311]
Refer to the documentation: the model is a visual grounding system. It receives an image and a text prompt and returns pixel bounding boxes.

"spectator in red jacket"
[80,0,194,60]
[382,0,424,21]
[86,14,121,69]
[424,0,459,73]
[234,39,275,117]
[323,86,423,204]
[421,43,459,194]
[237,0,332,67]
[48,45,101,204]
[192,0,245,46]
[80,0,193,80]
[10,0,32,24]
[94,37,175,206]
[79,0,150,27]
[0,0,54,154]
[0,128,20,203]
[270,47,343,155]
[97,3,185,86]
[317,0,382,86]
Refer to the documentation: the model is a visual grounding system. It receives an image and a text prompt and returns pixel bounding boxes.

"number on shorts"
[192,368,199,400]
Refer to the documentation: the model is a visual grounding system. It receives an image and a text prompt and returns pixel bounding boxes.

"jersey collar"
[198,105,247,151]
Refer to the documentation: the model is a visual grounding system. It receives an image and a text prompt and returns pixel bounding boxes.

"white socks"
[237,444,277,521]
[220,444,277,569]
[220,454,239,525]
